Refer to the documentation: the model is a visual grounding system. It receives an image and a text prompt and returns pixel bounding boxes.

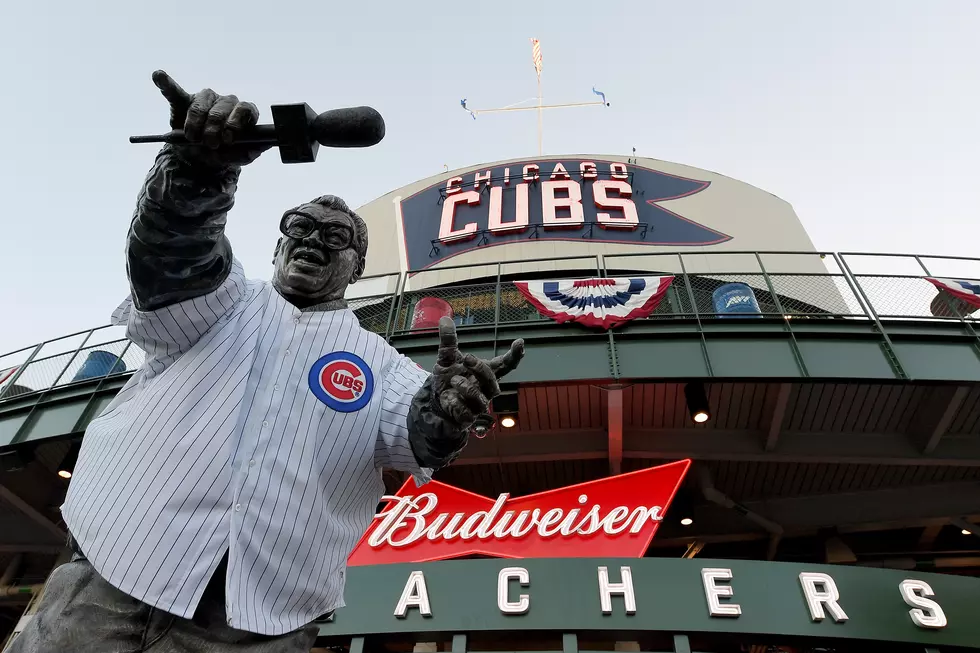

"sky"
[1,0,979,354]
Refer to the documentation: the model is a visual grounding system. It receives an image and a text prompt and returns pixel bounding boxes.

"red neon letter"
[609,163,629,180]
[473,170,491,190]
[550,162,571,180]
[446,177,463,195]
[488,184,529,234]
[580,162,597,179]
[439,191,480,242]
[541,180,584,229]
[523,164,540,182]
[594,180,638,230]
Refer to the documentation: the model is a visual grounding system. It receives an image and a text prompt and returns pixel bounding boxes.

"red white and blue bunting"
[925,277,980,311]
[514,277,674,330]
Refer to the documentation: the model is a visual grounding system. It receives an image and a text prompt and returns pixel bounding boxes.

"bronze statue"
[10,72,524,653]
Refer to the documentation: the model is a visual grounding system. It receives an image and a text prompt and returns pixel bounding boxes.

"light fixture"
[490,389,519,430]
[684,382,710,424]
[58,440,82,480]
[671,490,695,528]
[963,529,973,536]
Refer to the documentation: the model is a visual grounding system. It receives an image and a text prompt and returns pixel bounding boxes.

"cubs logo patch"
[308,352,374,412]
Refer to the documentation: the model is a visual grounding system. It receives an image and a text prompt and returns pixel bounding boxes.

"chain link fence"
[0,326,146,403]
[393,282,499,333]
[841,253,980,322]
[348,295,396,335]
[2,252,978,405]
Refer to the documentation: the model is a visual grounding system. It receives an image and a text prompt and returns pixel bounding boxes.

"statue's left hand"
[431,317,525,429]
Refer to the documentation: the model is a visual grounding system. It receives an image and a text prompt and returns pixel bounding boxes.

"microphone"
[129,103,385,164]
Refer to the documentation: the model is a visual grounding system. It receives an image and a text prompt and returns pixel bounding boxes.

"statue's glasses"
[279,211,355,251]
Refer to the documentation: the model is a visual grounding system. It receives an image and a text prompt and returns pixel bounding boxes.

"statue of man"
[10,71,524,653]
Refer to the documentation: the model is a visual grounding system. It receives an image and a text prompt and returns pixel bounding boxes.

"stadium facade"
[0,154,978,652]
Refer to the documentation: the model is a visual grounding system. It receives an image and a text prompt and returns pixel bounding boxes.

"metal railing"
[1,251,978,405]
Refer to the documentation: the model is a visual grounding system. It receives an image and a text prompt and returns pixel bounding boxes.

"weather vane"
[460,39,609,155]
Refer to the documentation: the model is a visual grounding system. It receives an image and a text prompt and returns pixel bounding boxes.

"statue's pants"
[7,545,319,653]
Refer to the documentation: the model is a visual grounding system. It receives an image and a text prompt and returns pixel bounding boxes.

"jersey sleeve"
[110,259,248,374]
[376,351,433,485]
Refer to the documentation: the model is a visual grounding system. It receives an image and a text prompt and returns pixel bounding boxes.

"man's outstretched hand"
[151,70,272,168]
[431,316,525,429]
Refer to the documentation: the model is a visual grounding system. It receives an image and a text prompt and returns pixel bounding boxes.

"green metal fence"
[1,251,977,406]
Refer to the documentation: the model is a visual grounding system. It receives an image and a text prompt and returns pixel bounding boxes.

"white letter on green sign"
[394,570,432,618]
[598,566,636,615]
[900,579,947,629]
[701,568,741,617]
[798,572,848,623]
[498,567,530,615]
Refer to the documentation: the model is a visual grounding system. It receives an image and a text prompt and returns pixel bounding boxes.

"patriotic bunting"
[515,277,674,330]
[925,277,980,311]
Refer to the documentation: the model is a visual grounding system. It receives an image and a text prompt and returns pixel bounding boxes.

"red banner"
[348,460,691,566]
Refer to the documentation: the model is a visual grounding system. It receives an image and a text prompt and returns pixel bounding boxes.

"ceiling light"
[963,529,972,536]
[680,517,693,526]
[58,440,82,480]
[684,382,711,424]
[490,389,519,432]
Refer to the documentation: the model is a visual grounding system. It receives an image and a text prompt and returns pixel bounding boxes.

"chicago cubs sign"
[347,459,690,566]
[308,352,374,412]
[398,159,731,271]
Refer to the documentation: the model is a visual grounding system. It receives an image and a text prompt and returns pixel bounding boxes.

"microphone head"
[311,106,385,148]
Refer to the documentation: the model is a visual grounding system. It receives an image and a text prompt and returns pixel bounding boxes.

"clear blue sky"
[1,0,978,353]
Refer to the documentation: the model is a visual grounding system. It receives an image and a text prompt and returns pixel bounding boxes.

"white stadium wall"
[350,154,850,313]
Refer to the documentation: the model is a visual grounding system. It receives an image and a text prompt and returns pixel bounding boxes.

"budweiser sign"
[348,460,691,566]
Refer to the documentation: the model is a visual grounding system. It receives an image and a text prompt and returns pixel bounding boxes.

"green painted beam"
[318,557,980,649]
[3,318,980,449]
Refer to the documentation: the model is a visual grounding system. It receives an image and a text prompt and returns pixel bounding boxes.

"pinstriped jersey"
[61,260,431,636]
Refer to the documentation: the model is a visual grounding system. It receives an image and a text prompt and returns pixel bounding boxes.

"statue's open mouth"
[292,248,326,265]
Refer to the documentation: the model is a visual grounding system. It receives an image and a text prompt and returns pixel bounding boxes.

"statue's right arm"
[125,145,239,312]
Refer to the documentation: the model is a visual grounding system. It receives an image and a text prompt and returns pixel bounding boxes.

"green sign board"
[320,557,980,649]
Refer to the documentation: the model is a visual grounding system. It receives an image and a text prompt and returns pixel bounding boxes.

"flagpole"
[460,39,607,154]
[536,71,543,156]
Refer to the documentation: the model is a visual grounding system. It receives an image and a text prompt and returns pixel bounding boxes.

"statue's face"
[272,203,365,307]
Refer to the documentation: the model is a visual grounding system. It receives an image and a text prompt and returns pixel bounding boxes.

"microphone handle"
[129,124,280,145]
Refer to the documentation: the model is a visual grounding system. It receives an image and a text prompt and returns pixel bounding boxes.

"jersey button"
[294,317,301,324]
[235,504,242,512]
[249,459,256,467]
[285,350,291,356]
[274,385,280,391]
[262,421,268,428]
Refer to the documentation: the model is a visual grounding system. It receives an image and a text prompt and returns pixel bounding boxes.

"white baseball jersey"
[61,259,431,636]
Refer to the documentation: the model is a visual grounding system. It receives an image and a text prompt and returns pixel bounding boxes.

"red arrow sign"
[348,459,690,566]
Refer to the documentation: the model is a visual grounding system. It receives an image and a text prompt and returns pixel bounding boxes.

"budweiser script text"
[368,493,664,548]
